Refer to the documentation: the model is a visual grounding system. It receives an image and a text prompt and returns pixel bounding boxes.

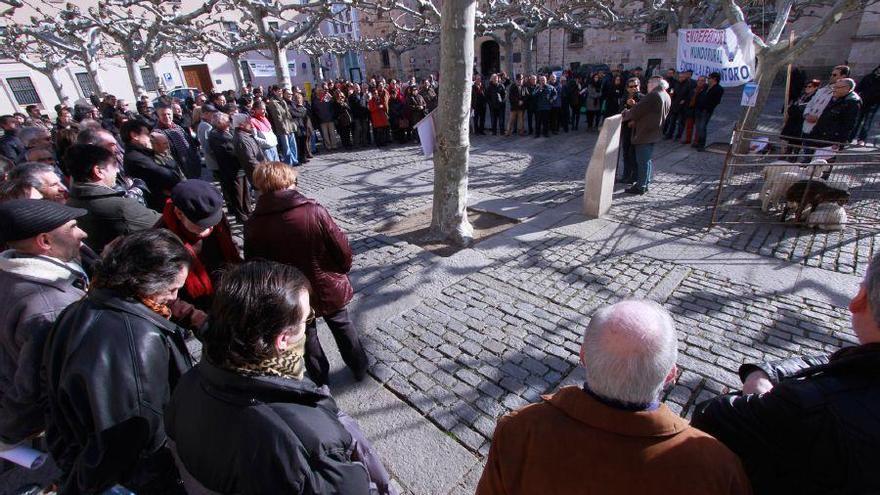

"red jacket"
[243,189,353,316]
[368,98,390,128]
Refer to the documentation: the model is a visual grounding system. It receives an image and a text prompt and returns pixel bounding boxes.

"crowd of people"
[0,63,877,495]
[780,63,879,156]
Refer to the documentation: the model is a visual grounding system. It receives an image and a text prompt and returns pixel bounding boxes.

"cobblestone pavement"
[289,95,868,470]
[2,92,872,494]
[361,228,857,458]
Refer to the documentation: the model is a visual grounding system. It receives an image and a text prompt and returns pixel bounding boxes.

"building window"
[223,21,238,33]
[6,77,41,105]
[646,22,668,43]
[569,30,584,45]
[380,49,390,68]
[239,60,252,84]
[268,21,279,31]
[75,72,97,98]
[141,67,159,92]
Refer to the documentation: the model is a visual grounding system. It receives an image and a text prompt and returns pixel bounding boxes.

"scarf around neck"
[160,200,240,301]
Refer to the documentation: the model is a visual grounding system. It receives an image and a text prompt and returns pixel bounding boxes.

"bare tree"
[720,0,869,133]
[85,0,220,97]
[0,29,75,105]
[0,0,21,16]
[225,0,337,88]
[11,9,109,97]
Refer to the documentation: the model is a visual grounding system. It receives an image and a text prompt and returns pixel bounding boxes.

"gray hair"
[839,78,856,92]
[8,161,55,182]
[583,300,678,404]
[649,76,669,91]
[18,126,49,148]
[868,251,880,327]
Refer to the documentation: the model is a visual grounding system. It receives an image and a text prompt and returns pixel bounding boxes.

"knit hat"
[170,180,224,229]
[0,199,86,242]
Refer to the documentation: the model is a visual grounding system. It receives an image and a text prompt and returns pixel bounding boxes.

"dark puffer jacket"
[691,343,880,495]
[808,91,861,144]
[43,289,193,494]
[165,361,372,494]
[244,189,353,316]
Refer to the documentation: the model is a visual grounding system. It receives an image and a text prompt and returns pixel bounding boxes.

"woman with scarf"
[782,78,821,157]
[43,229,194,495]
[166,261,397,494]
[155,180,241,328]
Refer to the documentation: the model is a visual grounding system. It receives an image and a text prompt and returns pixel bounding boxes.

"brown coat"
[243,189,354,316]
[476,386,752,495]
[623,86,671,145]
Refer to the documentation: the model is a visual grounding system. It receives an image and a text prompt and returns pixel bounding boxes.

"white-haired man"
[477,300,751,494]
[693,250,880,494]
[622,75,671,195]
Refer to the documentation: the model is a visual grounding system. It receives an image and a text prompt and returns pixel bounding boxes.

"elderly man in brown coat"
[477,299,752,495]
[622,75,671,195]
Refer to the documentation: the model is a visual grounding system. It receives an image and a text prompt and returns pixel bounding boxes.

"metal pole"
[783,30,795,123]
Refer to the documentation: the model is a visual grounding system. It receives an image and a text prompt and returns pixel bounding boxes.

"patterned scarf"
[234,333,306,380]
[140,296,172,319]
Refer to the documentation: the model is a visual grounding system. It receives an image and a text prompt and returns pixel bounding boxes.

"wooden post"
[782,30,795,123]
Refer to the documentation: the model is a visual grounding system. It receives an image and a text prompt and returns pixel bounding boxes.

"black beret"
[0,199,86,242]
[170,180,223,229]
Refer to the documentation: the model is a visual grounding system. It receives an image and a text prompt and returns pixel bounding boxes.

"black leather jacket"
[165,360,372,494]
[692,343,880,495]
[43,288,193,494]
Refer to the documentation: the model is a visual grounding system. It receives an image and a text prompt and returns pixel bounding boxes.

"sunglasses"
[627,84,638,88]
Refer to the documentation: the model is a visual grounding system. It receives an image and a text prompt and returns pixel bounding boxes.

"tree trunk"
[83,55,106,97]
[229,53,246,92]
[147,60,162,91]
[125,55,146,98]
[47,67,72,106]
[395,50,406,81]
[522,36,534,74]
[429,0,475,246]
[336,53,345,79]
[736,49,782,152]
[270,42,291,88]
[503,31,514,77]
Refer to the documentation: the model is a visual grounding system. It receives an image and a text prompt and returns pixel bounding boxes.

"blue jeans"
[855,104,878,142]
[263,146,279,162]
[694,109,712,148]
[634,143,654,189]
[275,132,298,165]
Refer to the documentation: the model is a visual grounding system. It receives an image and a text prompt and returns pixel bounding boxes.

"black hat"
[0,199,87,243]
[202,104,219,113]
[170,180,223,229]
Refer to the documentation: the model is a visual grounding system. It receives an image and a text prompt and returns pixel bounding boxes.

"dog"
[807,203,848,230]
[760,160,831,212]
[782,179,850,222]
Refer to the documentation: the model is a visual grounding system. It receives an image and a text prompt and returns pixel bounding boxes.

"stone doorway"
[480,40,501,77]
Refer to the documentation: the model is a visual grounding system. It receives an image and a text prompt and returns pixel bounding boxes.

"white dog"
[807,203,848,230]
[760,159,831,212]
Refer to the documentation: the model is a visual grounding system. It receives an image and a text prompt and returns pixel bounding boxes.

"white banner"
[247,61,276,78]
[676,22,756,88]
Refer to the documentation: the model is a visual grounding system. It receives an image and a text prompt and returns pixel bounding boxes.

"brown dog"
[782,180,850,222]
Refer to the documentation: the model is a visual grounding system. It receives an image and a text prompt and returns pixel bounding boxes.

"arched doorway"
[480,40,500,77]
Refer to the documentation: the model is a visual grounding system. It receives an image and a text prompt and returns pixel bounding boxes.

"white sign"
[414,110,436,158]
[287,62,297,77]
[163,72,173,82]
[741,82,758,106]
[247,61,276,78]
[676,22,756,87]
